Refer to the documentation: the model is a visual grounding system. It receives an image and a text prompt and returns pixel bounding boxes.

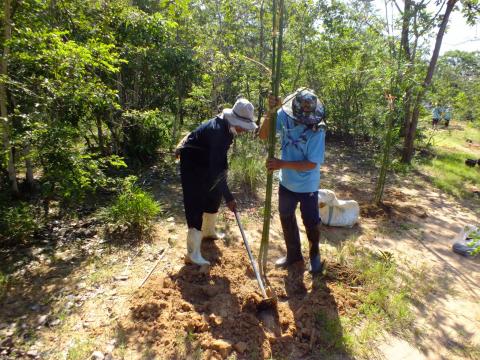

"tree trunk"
[96,116,105,155]
[171,78,183,151]
[24,144,34,188]
[1,0,18,194]
[292,38,305,91]
[402,0,456,163]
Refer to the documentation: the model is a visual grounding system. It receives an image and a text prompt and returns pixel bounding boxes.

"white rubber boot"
[202,212,224,240]
[186,228,210,266]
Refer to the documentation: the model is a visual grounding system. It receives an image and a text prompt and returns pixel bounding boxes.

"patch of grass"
[229,133,266,196]
[66,338,94,360]
[173,331,202,359]
[329,242,421,357]
[314,309,346,351]
[420,149,480,199]
[433,123,480,155]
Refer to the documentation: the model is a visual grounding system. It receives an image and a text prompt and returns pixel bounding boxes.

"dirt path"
[323,145,480,359]
[368,185,480,359]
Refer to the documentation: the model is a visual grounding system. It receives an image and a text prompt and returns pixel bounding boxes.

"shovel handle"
[234,210,268,299]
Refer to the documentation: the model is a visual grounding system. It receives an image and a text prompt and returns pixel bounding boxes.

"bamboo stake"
[259,0,285,280]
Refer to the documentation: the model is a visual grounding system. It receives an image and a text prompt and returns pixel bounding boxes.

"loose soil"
[122,239,360,359]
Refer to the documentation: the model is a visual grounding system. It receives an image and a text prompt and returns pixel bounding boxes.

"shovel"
[234,210,278,319]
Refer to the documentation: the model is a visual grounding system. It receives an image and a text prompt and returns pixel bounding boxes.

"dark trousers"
[279,184,320,228]
[180,150,222,231]
[278,184,320,262]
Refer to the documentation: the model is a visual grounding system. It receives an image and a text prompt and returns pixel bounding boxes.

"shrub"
[121,110,172,163]
[100,176,161,239]
[0,202,39,244]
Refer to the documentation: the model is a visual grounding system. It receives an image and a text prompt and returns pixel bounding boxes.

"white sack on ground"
[318,189,359,227]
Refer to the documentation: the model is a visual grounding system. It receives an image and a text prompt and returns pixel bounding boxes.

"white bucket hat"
[220,98,257,131]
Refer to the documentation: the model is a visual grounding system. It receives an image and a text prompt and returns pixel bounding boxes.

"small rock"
[167,237,177,247]
[210,339,233,358]
[26,350,38,358]
[49,319,61,327]
[30,304,41,312]
[167,216,175,222]
[37,315,48,326]
[65,301,74,309]
[181,302,193,312]
[208,314,222,326]
[114,274,129,281]
[233,341,247,354]
[91,351,105,360]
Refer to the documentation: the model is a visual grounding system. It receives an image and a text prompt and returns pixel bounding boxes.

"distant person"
[444,106,452,127]
[176,98,257,265]
[259,88,326,274]
[432,104,441,128]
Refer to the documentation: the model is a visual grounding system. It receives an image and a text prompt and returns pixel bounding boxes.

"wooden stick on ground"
[138,247,167,289]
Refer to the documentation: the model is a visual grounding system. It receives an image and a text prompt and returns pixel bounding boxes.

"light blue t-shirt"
[275,109,325,193]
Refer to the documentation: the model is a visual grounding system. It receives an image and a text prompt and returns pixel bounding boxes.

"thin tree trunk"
[116,71,124,108]
[402,0,456,163]
[1,0,18,194]
[96,116,105,154]
[171,78,183,151]
[374,95,396,205]
[24,144,34,188]
[132,56,141,108]
[292,38,305,91]
[256,0,265,126]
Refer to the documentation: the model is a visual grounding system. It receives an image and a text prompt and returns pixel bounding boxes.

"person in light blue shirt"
[259,88,326,274]
[432,104,441,128]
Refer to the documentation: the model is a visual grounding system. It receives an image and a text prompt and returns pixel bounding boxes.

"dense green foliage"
[431,50,480,122]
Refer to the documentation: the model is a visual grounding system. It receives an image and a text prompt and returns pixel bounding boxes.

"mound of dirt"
[121,240,362,359]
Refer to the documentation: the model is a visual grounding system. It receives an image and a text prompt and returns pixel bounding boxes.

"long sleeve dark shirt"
[182,117,234,203]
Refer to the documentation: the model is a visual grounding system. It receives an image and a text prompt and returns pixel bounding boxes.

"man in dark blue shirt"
[178,98,257,265]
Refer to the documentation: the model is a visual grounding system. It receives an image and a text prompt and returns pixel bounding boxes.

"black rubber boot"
[275,215,303,267]
[305,224,323,274]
